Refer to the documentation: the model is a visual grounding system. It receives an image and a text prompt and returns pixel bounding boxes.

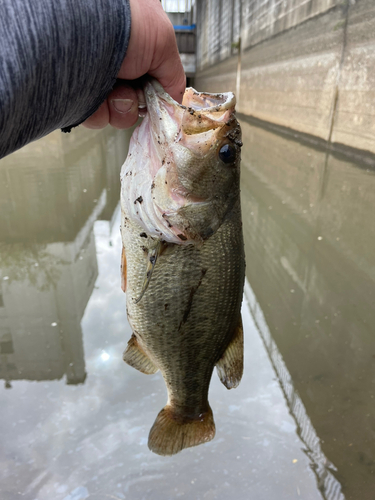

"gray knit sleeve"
[0,0,131,159]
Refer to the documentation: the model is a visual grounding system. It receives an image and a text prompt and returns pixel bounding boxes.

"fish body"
[120,81,245,456]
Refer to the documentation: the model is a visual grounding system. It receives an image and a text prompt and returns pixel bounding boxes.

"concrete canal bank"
[195,0,375,158]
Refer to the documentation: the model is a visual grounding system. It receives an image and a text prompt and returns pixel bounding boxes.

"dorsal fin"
[216,315,244,389]
[123,334,158,374]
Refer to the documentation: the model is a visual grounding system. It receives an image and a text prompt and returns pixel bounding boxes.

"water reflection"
[245,282,344,500]
[0,127,325,500]
[1,119,373,498]
[240,117,375,500]
[0,128,129,388]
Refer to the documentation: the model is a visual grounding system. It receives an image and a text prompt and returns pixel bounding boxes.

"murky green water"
[0,122,373,499]
[240,118,375,500]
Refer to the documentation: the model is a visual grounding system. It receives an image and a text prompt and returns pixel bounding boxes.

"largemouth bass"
[120,80,245,456]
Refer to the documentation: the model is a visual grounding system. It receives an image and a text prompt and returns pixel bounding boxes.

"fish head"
[121,80,242,244]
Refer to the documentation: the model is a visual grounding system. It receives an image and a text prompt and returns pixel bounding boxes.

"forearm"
[0,0,130,159]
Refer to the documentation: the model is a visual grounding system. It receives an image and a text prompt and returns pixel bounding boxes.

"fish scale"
[120,80,245,455]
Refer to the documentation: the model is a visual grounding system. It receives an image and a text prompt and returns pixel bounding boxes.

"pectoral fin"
[121,246,127,293]
[216,315,244,389]
[134,240,162,304]
[123,334,158,374]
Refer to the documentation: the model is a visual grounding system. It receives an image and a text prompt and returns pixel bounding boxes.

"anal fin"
[216,315,244,389]
[121,246,127,293]
[123,334,158,374]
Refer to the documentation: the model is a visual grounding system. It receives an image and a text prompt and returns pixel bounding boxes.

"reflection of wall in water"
[0,127,130,387]
[240,118,375,281]
[99,130,128,225]
[0,127,127,243]
[0,230,97,386]
[241,120,375,499]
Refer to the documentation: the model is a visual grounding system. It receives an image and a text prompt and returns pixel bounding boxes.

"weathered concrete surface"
[240,0,339,50]
[195,0,375,155]
[332,0,375,153]
[196,0,340,72]
[238,6,344,141]
[196,0,241,70]
[194,55,238,95]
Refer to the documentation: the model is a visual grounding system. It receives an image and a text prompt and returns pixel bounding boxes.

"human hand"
[83,0,186,130]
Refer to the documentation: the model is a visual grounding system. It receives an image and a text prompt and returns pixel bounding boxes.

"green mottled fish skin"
[121,199,245,418]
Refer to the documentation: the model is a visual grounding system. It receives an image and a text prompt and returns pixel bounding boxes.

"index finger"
[118,0,186,103]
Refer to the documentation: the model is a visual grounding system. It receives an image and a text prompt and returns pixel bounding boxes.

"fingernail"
[111,99,133,114]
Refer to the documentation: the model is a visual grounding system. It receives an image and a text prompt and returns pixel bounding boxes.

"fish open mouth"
[182,87,236,112]
[121,80,241,245]
[144,79,236,142]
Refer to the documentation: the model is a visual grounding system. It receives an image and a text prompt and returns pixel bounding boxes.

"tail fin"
[148,405,215,456]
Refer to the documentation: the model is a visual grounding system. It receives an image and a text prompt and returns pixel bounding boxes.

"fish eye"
[219,143,236,164]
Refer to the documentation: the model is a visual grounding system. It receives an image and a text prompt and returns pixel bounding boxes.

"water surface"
[0,122,372,499]
[240,118,375,500]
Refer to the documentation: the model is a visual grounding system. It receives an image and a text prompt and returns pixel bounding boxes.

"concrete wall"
[195,0,375,156]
